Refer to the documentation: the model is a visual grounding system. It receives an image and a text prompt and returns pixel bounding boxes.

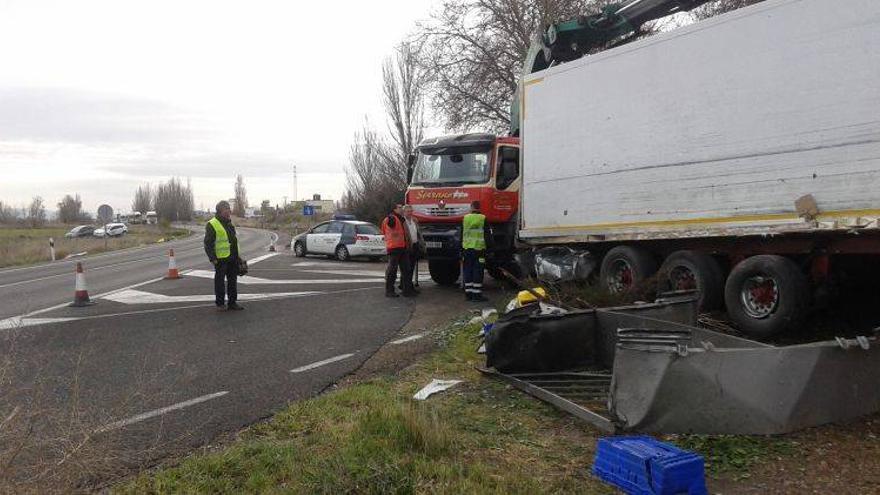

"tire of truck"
[724,255,808,338]
[429,259,460,286]
[599,245,659,293]
[657,250,724,311]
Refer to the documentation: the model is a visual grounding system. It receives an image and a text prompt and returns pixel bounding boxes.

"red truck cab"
[406,133,520,285]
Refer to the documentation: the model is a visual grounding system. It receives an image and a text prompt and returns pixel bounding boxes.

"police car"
[291,220,385,261]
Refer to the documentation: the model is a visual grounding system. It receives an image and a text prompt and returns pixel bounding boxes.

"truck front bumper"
[420,224,461,260]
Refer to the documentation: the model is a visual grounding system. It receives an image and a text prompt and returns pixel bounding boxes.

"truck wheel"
[429,259,460,286]
[724,255,808,338]
[657,250,724,311]
[599,246,658,293]
[293,242,306,257]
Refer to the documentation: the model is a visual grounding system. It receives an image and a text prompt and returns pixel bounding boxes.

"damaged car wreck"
[481,295,880,435]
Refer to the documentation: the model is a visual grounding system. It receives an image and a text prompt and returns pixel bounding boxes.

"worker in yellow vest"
[205,200,243,311]
[462,201,491,302]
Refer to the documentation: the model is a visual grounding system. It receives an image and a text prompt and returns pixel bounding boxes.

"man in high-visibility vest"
[204,200,243,311]
[381,204,416,298]
[462,201,491,302]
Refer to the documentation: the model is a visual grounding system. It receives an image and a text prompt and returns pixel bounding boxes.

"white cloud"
[0,0,435,213]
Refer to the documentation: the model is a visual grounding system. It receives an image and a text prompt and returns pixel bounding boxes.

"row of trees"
[342,0,765,220]
[130,177,195,222]
[0,196,87,227]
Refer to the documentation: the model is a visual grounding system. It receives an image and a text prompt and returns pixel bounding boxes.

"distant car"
[93,223,128,238]
[292,220,385,261]
[65,225,95,238]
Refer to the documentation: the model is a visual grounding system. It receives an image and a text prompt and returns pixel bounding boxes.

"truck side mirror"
[406,153,416,184]
[497,147,520,190]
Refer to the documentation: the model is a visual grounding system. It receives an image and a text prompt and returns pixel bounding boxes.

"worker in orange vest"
[381,204,416,298]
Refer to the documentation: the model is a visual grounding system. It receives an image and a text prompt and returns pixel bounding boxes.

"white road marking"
[301,269,387,277]
[290,353,356,373]
[0,251,201,290]
[101,289,321,305]
[247,252,280,266]
[186,269,382,285]
[389,333,426,345]
[289,261,367,267]
[94,391,229,433]
[0,237,199,276]
[14,273,183,319]
[2,286,383,330]
[0,317,80,330]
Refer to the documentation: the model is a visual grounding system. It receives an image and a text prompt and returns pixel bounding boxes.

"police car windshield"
[411,149,490,186]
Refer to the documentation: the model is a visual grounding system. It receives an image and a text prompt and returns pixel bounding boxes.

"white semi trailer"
[517,0,880,337]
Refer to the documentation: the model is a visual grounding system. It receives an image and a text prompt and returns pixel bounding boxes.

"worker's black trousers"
[214,257,239,307]
[386,248,413,295]
[462,249,484,296]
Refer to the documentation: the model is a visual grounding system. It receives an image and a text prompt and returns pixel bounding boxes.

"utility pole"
[293,164,298,203]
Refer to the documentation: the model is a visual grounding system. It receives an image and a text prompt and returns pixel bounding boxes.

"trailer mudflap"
[482,295,880,434]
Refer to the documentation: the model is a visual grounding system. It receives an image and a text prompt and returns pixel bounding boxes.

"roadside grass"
[0,225,189,268]
[669,434,797,480]
[117,319,615,494]
[116,315,802,494]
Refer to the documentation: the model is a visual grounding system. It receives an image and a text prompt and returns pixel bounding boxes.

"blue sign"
[302,205,315,216]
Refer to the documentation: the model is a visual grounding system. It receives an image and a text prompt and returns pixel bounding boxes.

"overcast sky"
[0,0,435,214]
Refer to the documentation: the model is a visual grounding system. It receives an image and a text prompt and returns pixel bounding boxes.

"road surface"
[0,227,424,482]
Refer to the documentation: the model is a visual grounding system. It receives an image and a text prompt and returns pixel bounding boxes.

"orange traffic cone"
[164,248,181,279]
[70,262,94,307]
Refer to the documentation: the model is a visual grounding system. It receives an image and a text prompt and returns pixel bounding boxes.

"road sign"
[302,205,315,216]
[97,204,114,224]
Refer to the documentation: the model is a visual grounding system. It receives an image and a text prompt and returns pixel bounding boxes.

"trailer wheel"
[657,250,724,311]
[429,259,460,286]
[724,255,808,338]
[599,246,658,293]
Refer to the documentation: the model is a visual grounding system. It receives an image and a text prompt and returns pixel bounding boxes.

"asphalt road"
[0,228,422,483]
[0,225,277,320]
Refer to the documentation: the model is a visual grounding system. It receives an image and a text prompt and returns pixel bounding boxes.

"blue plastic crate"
[592,436,707,495]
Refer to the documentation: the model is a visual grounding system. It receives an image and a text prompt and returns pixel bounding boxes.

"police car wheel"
[335,245,350,261]
[294,242,306,257]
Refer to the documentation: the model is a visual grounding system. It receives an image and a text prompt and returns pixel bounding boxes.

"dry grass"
[0,224,189,268]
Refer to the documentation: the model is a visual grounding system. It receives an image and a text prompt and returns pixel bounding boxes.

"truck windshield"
[411,150,490,186]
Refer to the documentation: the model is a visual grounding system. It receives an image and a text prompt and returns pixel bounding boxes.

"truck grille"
[413,204,471,217]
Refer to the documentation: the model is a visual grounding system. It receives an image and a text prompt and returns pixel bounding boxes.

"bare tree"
[344,42,427,222]
[131,184,153,214]
[56,194,85,224]
[344,124,402,223]
[233,174,247,217]
[691,0,765,20]
[26,197,46,228]
[0,201,17,224]
[154,178,194,222]
[414,0,614,133]
[382,42,426,168]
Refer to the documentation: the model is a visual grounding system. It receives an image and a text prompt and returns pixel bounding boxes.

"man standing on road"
[462,201,491,302]
[205,200,244,311]
[381,204,416,298]
[402,205,424,291]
